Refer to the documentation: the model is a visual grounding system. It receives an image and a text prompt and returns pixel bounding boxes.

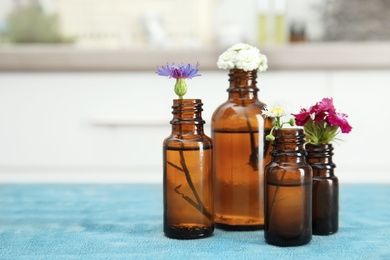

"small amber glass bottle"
[163,99,214,239]
[212,69,272,230]
[264,128,312,246]
[306,143,338,235]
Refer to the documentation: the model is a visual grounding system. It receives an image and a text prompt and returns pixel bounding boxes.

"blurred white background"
[0,0,389,183]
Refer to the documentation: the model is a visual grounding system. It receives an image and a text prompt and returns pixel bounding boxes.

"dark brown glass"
[306,143,338,235]
[264,128,312,246]
[163,99,214,239]
[212,69,272,230]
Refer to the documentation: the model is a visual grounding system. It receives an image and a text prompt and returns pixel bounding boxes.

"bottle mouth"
[171,100,203,113]
[305,143,334,150]
[272,129,305,143]
[228,68,258,75]
[172,99,202,103]
[305,144,335,158]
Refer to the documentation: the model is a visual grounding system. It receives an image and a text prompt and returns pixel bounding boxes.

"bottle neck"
[305,143,336,177]
[227,69,259,100]
[270,128,307,163]
[170,99,205,136]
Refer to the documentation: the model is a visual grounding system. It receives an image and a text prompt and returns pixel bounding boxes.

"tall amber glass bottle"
[306,143,338,235]
[212,69,272,230]
[264,128,312,246]
[163,99,214,239]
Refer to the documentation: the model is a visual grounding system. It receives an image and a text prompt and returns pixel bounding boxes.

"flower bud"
[174,78,187,99]
[266,134,275,141]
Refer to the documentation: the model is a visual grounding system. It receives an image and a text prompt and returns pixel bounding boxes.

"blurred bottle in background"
[257,0,288,45]
[256,0,269,45]
[289,20,306,43]
[274,0,287,44]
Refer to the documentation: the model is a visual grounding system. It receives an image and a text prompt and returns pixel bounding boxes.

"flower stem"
[268,169,287,231]
[239,88,258,171]
[167,99,212,221]
[168,154,212,221]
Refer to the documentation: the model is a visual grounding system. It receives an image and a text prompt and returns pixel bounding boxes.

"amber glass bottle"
[163,99,214,239]
[306,143,338,235]
[264,128,312,246]
[212,69,272,230]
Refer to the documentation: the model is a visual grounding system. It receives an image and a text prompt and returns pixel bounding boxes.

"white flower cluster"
[217,43,268,72]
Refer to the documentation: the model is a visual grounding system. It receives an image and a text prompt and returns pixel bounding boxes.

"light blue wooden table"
[0,184,389,259]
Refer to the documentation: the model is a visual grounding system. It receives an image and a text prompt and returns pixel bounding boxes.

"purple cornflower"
[156,62,201,99]
[156,62,201,79]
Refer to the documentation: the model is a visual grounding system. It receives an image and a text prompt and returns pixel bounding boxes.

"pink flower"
[291,97,352,144]
[317,97,335,113]
[292,108,311,126]
[311,98,335,122]
[327,112,352,133]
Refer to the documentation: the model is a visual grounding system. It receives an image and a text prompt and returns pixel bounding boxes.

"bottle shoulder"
[163,135,213,148]
[213,99,266,110]
[212,102,264,117]
[265,162,313,184]
[212,102,273,130]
